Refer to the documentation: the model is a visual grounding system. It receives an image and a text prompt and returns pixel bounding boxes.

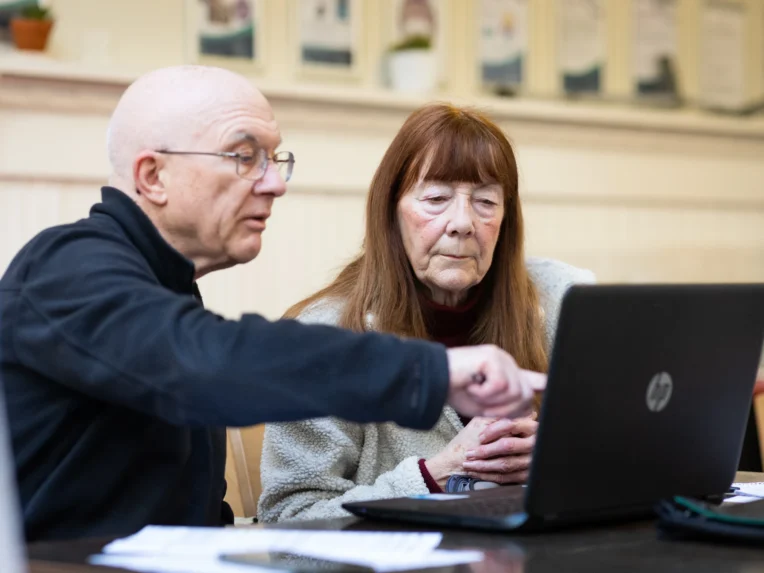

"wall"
[2,75,764,322]
[1,0,764,324]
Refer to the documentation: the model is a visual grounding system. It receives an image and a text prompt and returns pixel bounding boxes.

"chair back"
[224,426,265,519]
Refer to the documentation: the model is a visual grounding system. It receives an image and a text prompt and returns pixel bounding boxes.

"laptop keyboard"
[446,495,525,517]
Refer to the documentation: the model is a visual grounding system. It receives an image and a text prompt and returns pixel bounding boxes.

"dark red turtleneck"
[417,287,483,492]
[419,287,483,426]
[420,292,481,347]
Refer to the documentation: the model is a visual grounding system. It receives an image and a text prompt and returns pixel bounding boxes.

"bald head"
[106,65,272,190]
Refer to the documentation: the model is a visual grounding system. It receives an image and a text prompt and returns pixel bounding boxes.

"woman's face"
[397,179,504,306]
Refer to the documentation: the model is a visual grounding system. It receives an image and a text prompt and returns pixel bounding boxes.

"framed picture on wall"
[184,0,265,72]
[557,0,606,95]
[698,0,747,112]
[477,0,530,96]
[632,0,680,103]
[293,0,364,80]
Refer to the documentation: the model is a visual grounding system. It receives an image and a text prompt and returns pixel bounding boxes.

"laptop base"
[343,486,656,533]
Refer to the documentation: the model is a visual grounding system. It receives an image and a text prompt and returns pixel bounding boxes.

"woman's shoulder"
[525,257,596,350]
[294,297,376,329]
[525,256,596,296]
[294,297,347,326]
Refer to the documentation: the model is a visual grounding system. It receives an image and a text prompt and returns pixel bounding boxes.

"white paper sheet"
[725,482,764,504]
[408,493,469,500]
[90,554,268,573]
[102,527,442,556]
[94,526,483,572]
[90,550,485,573]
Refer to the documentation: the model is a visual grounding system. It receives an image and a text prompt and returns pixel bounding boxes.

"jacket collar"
[90,187,197,296]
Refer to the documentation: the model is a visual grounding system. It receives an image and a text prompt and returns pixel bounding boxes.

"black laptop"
[342,284,764,532]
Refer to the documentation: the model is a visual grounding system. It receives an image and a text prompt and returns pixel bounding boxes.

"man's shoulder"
[1,211,139,286]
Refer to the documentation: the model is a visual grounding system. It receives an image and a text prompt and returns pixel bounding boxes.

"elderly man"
[0,65,544,541]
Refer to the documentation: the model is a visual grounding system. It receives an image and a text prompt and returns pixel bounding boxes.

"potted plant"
[387,34,437,94]
[11,2,54,52]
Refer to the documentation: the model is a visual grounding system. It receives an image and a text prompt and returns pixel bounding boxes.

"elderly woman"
[258,104,595,523]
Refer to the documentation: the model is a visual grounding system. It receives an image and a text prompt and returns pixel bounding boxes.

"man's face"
[157,95,287,273]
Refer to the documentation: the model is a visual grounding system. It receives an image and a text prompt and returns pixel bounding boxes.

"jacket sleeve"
[11,232,449,430]
[258,418,430,522]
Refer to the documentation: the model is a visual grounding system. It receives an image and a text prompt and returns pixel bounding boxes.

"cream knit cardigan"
[258,257,596,523]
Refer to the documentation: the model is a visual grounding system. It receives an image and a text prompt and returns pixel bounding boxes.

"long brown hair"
[286,103,547,373]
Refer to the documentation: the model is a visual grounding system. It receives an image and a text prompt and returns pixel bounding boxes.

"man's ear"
[134,151,168,206]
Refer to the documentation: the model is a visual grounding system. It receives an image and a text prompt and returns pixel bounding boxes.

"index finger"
[467,436,535,460]
[522,369,546,392]
[466,375,514,405]
[479,419,515,444]
[479,417,535,443]
[507,417,538,437]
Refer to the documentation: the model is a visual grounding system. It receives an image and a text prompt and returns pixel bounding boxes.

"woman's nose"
[446,201,475,236]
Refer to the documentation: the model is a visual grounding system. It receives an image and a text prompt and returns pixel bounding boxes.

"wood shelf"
[2,50,764,141]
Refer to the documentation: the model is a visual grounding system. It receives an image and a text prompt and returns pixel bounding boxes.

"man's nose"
[253,162,287,197]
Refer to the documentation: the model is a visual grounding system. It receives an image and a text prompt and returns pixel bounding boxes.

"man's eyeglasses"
[155,148,295,182]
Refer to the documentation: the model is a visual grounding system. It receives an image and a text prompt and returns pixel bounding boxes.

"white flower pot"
[387,49,437,94]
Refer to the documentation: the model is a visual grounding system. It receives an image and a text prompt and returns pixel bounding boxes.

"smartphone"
[219,551,376,572]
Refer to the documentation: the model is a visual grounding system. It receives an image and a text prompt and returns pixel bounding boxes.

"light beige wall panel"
[47,0,185,72]
[0,110,110,179]
[524,201,764,283]
[198,191,367,319]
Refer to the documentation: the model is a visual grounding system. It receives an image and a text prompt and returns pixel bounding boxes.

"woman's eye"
[426,196,448,203]
[238,154,256,165]
[478,199,497,206]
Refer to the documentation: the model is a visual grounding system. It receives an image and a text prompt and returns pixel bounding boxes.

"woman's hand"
[423,417,496,489]
[459,418,538,484]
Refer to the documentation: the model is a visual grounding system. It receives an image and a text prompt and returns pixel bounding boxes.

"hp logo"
[646,372,673,412]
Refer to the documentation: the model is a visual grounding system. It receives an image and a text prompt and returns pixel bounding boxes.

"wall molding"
[3,53,763,218]
[0,74,127,115]
[3,174,764,212]
[3,53,764,143]
[0,173,106,187]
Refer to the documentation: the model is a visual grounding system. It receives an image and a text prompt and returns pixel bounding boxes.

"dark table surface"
[27,472,764,573]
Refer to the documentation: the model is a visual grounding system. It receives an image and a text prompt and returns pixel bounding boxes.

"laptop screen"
[0,382,27,573]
